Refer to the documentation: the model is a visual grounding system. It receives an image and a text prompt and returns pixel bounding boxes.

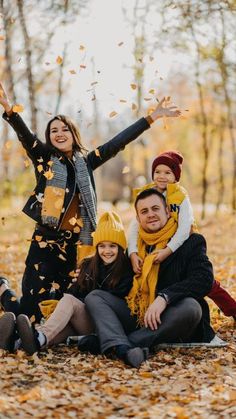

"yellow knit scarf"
[126,217,177,325]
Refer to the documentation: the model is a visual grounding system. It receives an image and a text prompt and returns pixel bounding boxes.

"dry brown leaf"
[12,104,24,113]
[38,241,48,248]
[38,288,46,294]
[69,69,76,74]
[69,217,77,226]
[58,254,66,261]
[37,164,43,173]
[122,166,130,174]
[109,111,118,118]
[56,55,63,65]
[43,169,54,180]
[130,83,137,90]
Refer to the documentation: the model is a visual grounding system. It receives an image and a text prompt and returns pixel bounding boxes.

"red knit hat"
[151,150,184,181]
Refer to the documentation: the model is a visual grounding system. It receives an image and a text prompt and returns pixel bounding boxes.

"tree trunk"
[17,0,37,132]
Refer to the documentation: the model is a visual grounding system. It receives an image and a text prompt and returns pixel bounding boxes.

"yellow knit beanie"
[92,211,127,250]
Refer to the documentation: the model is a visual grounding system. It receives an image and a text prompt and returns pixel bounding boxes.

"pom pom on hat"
[92,211,127,250]
[151,150,183,181]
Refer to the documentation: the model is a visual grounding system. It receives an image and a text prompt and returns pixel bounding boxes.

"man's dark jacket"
[157,233,215,342]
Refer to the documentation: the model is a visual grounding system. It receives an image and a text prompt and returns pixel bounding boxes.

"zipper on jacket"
[58,157,77,230]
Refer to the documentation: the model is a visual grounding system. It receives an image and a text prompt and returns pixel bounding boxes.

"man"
[81,189,216,367]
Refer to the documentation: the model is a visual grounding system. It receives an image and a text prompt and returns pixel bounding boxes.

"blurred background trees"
[0,0,235,218]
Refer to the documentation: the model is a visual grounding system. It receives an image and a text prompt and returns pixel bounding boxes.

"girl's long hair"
[76,245,129,292]
[45,115,88,155]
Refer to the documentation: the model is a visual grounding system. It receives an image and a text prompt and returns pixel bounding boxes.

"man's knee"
[182,297,202,326]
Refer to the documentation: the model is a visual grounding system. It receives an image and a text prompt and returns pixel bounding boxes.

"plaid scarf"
[41,153,97,245]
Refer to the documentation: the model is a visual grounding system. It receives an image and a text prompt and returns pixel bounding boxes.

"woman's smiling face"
[49,119,74,156]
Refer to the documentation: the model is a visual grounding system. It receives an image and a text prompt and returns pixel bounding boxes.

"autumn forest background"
[0,1,235,418]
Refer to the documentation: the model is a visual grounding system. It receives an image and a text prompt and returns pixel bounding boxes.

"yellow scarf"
[126,217,177,325]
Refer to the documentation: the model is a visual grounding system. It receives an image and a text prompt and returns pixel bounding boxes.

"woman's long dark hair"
[45,115,88,155]
[76,245,129,292]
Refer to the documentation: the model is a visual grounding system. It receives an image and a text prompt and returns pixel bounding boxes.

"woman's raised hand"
[150,97,181,122]
[0,83,12,113]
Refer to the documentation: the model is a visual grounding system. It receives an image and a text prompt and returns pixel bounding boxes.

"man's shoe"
[0,277,9,287]
[16,314,39,355]
[0,312,16,351]
[124,347,149,368]
[77,334,100,355]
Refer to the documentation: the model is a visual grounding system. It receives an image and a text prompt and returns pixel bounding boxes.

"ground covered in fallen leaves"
[0,208,235,419]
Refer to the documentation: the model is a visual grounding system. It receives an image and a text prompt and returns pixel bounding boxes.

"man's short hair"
[134,188,167,211]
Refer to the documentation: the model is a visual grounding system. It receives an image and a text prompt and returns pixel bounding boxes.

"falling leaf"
[130,83,137,90]
[119,99,127,103]
[51,282,60,290]
[38,288,46,294]
[149,56,154,61]
[132,103,137,111]
[38,241,48,248]
[69,217,77,226]
[95,148,101,158]
[43,169,54,180]
[91,81,98,86]
[77,218,83,227]
[58,254,66,261]
[91,94,96,101]
[45,62,50,65]
[69,69,76,74]
[37,164,43,173]
[46,111,52,115]
[12,104,24,113]
[144,98,152,101]
[80,64,86,69]
[118,41,124,46]
[149,89,155,94]
[56,56,63,65]
[109,111,117,118]
[122,166,130,174]
[79,44,85,50]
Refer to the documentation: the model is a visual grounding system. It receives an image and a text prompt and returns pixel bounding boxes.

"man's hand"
[130,252,143,274]
[150,97,181,122]
[0,83,12,113]
[153,247,172,264]
[144,296,167,330]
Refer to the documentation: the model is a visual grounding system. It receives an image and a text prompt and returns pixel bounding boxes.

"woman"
[0,82,181,321]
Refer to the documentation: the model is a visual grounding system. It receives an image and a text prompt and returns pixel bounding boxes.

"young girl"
[0,212,134,355]
[128,150,236,319]
[0,83,181,322]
